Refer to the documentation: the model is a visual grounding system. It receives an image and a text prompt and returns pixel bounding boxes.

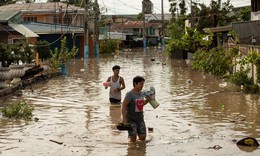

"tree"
[169,0,188,17]
[167,16,186,40]
[136,12,144,20]
[193,0,235,32]
[238,6,251,21]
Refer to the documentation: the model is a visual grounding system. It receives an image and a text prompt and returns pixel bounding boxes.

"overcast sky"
[99,0,251,15]
[34,0,251,15]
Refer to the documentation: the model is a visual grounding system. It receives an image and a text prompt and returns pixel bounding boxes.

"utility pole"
[59,5,63,53]
[93,0,100,57]
[84,0,89,59]
[190,0,194,28]
[142,0,147,51]
[161,0,165,51]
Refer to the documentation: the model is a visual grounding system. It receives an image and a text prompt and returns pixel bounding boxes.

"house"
[0,11,39,44]
[203,0,260,46]
[0,2,96,58]
[203,0,260,84]
[106,13,171,48]
[111,20,162,48]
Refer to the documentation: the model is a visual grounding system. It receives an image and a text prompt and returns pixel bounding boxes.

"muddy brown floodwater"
[1,48,260,156]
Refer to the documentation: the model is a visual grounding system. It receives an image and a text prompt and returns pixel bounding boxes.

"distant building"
[0,2,95,58]
[204,1,260,46]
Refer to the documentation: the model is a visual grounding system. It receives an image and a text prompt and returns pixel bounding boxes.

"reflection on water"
[1,48,260,155]
[109,105,121,125]
[126,141,146,156]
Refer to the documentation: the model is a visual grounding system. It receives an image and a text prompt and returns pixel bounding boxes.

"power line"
[118,0,140,10]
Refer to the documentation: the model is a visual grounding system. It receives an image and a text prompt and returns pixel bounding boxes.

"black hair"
[112,65,120,71]
[133,76,145,87]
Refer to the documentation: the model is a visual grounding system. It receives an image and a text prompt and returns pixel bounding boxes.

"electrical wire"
[2,2,83,48]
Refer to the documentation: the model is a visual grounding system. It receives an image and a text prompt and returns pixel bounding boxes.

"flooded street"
[1,48,260,156]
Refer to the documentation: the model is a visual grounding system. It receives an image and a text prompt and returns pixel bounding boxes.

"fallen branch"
[50,139,63,145]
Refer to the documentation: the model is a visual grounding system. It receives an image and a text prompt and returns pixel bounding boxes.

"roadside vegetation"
[100,39,120,53]
[49,37,78,71]
[166,0,259,93]
[0,100,34,119]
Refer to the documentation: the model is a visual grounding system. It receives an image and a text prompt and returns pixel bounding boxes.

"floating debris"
[34,117,39,122]
[236,137,259,146]
[148,127,153,133]
[50,139,63,145]
[208,145,222,150]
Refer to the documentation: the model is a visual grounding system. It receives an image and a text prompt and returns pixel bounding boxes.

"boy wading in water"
[105,65,125,104]
[121,76,152,142]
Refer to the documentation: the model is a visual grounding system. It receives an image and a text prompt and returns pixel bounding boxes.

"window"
[24,17,37,22]
[54,15,73,25]
[13,38,26,44]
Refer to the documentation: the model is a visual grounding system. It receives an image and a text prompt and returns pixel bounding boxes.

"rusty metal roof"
[113,21,161,29]
[0,2,83,12]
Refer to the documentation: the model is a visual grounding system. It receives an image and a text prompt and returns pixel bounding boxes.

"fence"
[225,43,260,84]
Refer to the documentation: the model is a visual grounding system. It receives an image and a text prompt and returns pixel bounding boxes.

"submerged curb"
[0,84,20,98]
[0,71,62,99]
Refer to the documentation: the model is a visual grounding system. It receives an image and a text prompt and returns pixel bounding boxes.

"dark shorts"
[128,121,146,137]
[109,98,121,104]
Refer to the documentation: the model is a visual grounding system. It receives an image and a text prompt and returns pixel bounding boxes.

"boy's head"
[112,65,120,71]
[133,76,145,87]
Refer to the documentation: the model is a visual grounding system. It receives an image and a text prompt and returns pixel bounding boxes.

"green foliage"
[49,37,78,70]
[0,43,12,67]
[238,6,251,21]
[166,27,212,56]
[168,0,188,16]
[136,12,144,20]
[21,42,35,64]
[35,40,51,61]
[0,100,34,119]
[49,48,61,70]
[193,0,235,32]
[0,40,35,66]
[167,17,185,40]
[230,67,260,93]
[228,30,240,43]
[192,47,238,78]
[242,51,260,84]
[230,69,251,86]
[228,50,260,93]
[102,39,119,53]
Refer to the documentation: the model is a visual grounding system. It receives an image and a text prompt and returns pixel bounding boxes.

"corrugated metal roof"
[22,22,84,34]
[0,11,20,23]
[203,25,232,33]
[0,2,83,12]
[145,14,172,21]
[112,21,161,29]
[9,23,39,37]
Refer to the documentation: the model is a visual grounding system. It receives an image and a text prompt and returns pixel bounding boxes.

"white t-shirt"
[109,76,121,100]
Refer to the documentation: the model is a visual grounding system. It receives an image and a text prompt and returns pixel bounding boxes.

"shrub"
[102,39,118,53]
[49,37,78,71]
[35,40,51,62]
[0,100,34,119]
